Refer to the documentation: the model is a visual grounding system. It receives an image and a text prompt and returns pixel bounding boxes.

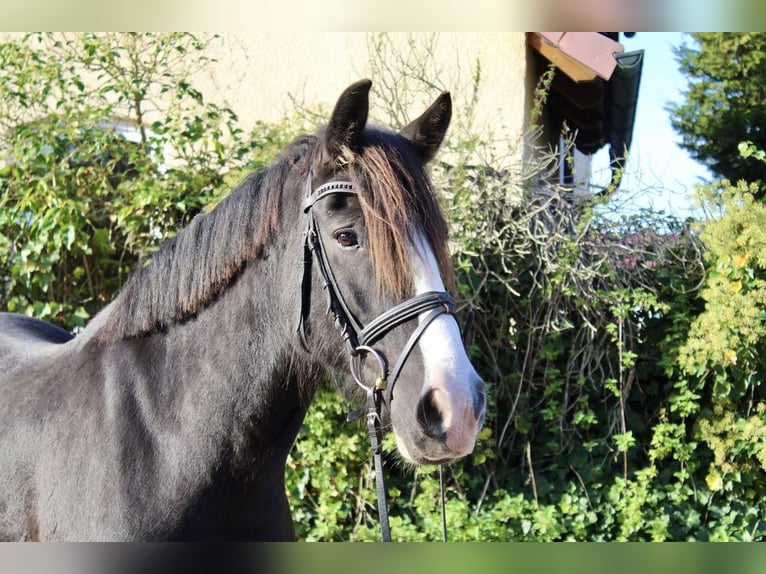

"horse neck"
[177,217,313,462]
[94,188,316,478]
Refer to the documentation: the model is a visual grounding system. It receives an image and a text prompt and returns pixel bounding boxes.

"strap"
[303,181,356,212]
[309,216,364,350]
[366,387,391,542]
[439,464,448,542]
[296,234,314,351]
[359,291,454,348]
[299,177,364,354]
[385,305,451,405]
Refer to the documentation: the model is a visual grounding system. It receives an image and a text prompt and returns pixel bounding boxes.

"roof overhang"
[528,32,644,192]
[528,32,624,82]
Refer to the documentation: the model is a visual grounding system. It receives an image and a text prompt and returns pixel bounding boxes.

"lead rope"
[439,465,448,542]
[366,384,391,542]
[353,346,448,543]
[348,303,461,543]
[365,382,448,543]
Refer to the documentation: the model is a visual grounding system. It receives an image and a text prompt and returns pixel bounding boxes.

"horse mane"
[96,127,454,343]
[350,128,456,299]
[96,136,314,342]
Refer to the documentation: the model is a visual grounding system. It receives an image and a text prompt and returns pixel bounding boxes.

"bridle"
[297,171,455,542]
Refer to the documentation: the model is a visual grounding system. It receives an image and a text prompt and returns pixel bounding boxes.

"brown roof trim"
[528,32,624,82]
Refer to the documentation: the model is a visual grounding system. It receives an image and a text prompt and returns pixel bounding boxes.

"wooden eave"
[527,32,624,82]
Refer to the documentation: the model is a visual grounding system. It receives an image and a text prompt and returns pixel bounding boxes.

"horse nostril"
[416,388,445,440]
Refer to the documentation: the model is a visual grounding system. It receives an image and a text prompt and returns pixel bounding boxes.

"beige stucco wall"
[0,32,531,166]
[196,33,529,162]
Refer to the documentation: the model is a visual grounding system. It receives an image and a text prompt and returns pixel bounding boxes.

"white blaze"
[409,235,471,381]
[403,233,482,457]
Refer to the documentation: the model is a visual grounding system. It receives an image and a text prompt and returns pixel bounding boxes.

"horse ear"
[321,79,372,164]
[399,91,452,163]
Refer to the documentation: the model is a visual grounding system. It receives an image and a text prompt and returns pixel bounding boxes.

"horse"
[0,79,486,541]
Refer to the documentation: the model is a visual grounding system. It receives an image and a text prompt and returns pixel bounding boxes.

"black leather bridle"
[297,171,455,542]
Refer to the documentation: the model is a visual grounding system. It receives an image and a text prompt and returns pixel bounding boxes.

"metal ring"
[350,345,389,391]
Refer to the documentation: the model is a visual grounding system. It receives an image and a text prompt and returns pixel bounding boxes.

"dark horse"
[0,80,485,541]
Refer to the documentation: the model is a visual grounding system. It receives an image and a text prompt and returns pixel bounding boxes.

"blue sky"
[589,32,712,217]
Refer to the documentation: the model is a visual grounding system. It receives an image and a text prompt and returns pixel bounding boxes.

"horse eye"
[335,230,359,249]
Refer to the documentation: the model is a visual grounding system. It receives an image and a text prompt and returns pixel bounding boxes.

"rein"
[297,172,454,542]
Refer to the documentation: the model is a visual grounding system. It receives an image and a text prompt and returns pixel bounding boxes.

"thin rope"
[439,464,448,542]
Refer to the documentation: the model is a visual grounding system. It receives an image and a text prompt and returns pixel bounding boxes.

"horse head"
[299,80,486,465]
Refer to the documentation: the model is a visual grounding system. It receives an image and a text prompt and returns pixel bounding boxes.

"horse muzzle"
[392,370,486,465]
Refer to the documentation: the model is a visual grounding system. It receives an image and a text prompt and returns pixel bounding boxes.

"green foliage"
[670,174,766,528]
[285,388,374,541]
[0,33,258,328]
[738,140,766,163]
[669,33,766,191]
[680,181,766,398]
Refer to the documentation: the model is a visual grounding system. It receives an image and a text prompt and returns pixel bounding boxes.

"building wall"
[196,33,529,159]
[0,32,531,165]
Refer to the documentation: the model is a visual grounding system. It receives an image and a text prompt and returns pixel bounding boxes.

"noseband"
[297,171,454,541]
